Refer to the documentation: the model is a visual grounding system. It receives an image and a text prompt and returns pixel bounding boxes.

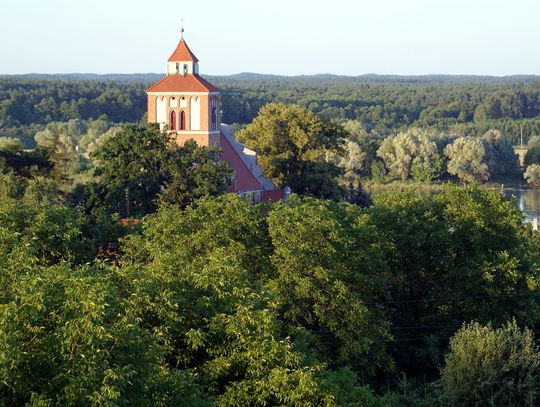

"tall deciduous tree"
[237,103,346,199]
[119,195,338,405]
[444,137,489,183]
[267,196,391,375]
[482,129,519,175]
[91,124,233,216]
[377,128,441,181]
[368,185,540,377]
[524,163,540,186]
[0,137,22,152]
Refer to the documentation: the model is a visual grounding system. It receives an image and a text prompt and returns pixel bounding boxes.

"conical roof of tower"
[168,38,199,62]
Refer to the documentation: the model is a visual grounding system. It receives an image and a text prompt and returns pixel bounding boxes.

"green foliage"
[0,138,539,405]
[0,137,22,152]
[481,129,519,175]
[267,196,391,374]
[524,163,540,186]
[0,200,96,266]
[23,176,60,204]
[237,102,345,199]
[444,137,489,182]
[0,149,51,178]
[377,128,441,181]
[368,185,540,376]
[527,135,540,147]
[0,264,175,406]
[91,124,233,216]
[0,172,26,200]
[439,320,540,407]
[4,76,540,149]
[327,139,369,179]
[524,145,540,166]
[371,160,387,182]
[119,195,338,405]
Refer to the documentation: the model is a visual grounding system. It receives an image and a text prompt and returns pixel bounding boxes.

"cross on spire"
[181,19,184,39]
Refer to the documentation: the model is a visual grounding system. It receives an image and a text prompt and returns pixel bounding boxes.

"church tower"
[146,27,283,202]
[146,34,221,147]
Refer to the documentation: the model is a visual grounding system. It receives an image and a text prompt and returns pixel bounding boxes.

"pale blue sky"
[1,0,539,76]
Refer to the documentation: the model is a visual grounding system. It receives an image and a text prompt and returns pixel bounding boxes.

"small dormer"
[167,38,200,75]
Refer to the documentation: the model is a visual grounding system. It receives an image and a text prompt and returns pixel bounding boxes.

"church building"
[146,33,282,202]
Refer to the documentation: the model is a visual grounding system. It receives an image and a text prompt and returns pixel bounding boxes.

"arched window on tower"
[170,110,177,131]
[180,110,186,130]
[183,64,188,76]
[175,63,180,74]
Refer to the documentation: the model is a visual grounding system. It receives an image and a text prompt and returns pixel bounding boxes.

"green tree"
[370,160,387,182]
[119,195,338,405]
[367,186,540,377]
[0,137,22,152]
[482,129,519,176]
[91,124,232,217]
[524,164,540,186]
[439,320,540,407]
[444,137,490,183]
[23,176,60,204]
[524,146,540,166]
[237,103,345,199]
[35,125,78,181]
[327,139,368,180]
[0,264,196,406]
[267,196,391,375]
[527,135,540,147]
[0,171,25,200]
[376,128,441,181]
[0,200,96,266]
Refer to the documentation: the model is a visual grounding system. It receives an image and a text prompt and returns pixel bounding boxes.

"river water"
[503,187,540,224]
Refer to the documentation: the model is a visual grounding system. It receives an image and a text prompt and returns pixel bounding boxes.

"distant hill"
[0,73,163,83]
[3,72,540,85]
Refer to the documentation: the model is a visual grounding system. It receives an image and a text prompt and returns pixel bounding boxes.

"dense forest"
[2,74,540,405]
[1,123,540,405]
[3,74,540,148]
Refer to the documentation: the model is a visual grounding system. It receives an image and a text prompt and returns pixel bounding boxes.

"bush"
[439,320,540,407]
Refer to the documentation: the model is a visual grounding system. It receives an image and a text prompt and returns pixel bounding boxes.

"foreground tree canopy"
[1,183,540,405]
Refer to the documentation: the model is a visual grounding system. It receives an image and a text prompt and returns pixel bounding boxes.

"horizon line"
[2,72,540,79]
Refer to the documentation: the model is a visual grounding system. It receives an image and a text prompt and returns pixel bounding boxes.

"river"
[503,187,540,224]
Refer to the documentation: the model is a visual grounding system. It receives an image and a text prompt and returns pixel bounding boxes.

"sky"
[1,0,539,76]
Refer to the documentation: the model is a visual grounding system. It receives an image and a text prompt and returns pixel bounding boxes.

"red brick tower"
[146,30,283,202]
[146,36,221,147]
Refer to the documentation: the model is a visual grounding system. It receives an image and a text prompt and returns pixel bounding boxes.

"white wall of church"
[190,96,201,130]
[156,96,167,129]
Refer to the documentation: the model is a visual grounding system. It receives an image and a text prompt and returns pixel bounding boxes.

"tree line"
[3,75,540,148]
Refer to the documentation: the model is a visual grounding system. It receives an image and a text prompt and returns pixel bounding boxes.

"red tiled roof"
[146,74,219,93]
[168,39,199,62]
[219,132,263,192]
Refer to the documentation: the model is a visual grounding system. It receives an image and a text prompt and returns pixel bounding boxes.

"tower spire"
[180,19,184,40]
